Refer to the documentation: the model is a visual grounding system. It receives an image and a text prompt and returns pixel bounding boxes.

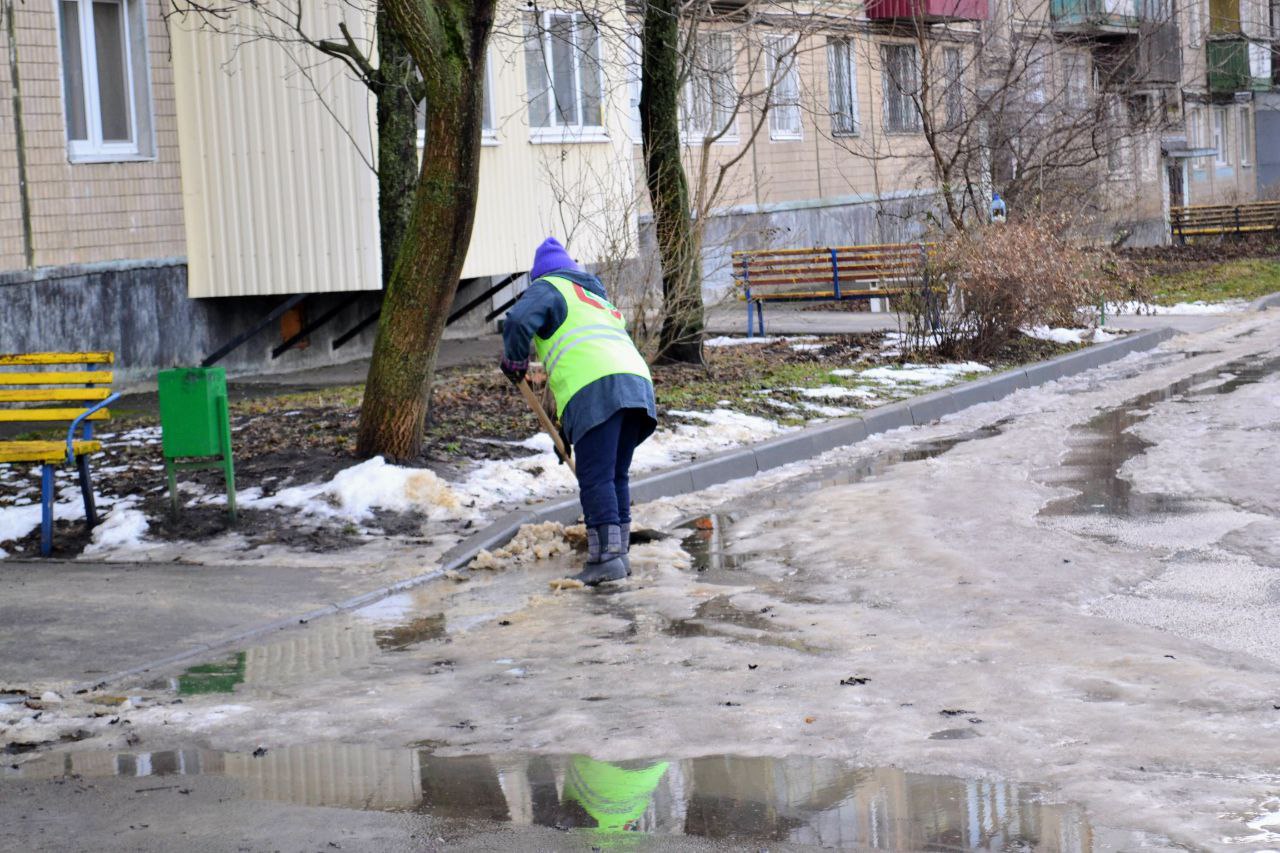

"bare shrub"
[905,218,1146,359]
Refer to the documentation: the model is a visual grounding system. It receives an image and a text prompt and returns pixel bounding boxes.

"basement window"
[57,0,153,162]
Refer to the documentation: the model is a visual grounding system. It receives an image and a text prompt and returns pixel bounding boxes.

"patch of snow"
[241,457,464,523]
[790,343,824,352]
[0,485,88,547]
[829,369,857,377]
[83,500,150,555]
[798,402,856,418]
[704,335,819,348]
[795,385,878,401]
[859,362,990,388]
[1108,300,1245,316]
[760,398,798,412]
[1023,326,1118,344]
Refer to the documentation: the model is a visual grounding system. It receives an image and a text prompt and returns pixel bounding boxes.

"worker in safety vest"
[501,237,657,586]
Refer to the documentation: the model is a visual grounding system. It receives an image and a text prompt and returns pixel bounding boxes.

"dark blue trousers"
[574,408,648,528]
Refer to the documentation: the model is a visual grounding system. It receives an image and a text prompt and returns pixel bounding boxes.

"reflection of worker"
[501,238,657,586]
[560,755,670,833]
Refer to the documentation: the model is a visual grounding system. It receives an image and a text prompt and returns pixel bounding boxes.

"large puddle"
[1039,355,1280,517]
[3,747,1091,849]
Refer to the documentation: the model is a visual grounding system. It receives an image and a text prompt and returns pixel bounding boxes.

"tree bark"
[640,0,705,365]
[372,12,420,290]
[356,0,496,461]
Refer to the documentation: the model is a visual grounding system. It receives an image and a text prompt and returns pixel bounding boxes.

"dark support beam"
[202,294,307,367]
[332,309,381,351]
[447,273,520,326]
[271,294,361,359]
[485,295,519,324]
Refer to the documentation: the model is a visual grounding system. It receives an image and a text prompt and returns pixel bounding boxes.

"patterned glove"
[500,357,528,385]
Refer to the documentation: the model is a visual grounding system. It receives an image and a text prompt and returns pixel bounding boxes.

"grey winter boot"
[620,522,632,576]
[572,524,628,586]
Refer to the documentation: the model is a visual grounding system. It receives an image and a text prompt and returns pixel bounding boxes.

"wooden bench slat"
[0,370,114,386]
[0,352,115,366]
[0,439,103,464]
[0,408,111,422]
[0,388,113,403]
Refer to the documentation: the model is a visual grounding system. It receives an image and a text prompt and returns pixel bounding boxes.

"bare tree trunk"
[373,12,420,290]
[356,0,496,460]
[640,0,704,365]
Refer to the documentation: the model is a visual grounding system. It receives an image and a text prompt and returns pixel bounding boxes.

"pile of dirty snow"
[1023,326,1118,344]
[470,521,585,570]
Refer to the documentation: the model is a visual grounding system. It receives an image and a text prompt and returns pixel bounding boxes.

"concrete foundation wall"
[0,261,382,387]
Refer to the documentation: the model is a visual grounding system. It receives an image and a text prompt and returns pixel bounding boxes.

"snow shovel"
[517,378,576,475]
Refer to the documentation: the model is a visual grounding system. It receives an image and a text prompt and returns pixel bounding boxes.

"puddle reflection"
[4,746,1091,850]
[1040,355,1280,518]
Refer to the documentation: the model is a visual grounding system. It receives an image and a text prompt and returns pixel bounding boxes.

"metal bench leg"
[746,298,754,337]
[76,455,98,527]
[40,464,54,557]
[756,301,765,337]
[223,455,237,524]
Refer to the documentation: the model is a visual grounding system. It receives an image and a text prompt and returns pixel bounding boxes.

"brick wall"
[2,0,184,272]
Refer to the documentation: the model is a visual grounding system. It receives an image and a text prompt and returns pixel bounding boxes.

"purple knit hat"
[530,237,583,281]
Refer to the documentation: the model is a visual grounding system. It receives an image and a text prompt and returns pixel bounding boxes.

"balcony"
[1207,36,1272,92]
[1050,0,1139,33]
[865,0,988,22]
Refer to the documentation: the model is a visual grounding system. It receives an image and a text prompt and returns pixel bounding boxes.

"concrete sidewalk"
[0,558,431,687]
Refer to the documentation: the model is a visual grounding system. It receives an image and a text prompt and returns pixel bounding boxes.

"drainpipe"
[4,0,34,268]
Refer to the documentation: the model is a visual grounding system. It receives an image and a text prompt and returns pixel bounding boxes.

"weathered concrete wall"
[0,262,381,386]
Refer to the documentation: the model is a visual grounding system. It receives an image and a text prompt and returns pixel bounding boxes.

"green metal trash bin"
[158,367,236,520]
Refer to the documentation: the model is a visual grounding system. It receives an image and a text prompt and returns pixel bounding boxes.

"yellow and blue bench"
[0,352,121,556]
[1170,201,1280,243]
[732,243,932,336]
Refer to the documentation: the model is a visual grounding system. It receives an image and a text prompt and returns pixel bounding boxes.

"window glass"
[766,34,801,139]
[827,37,859,135]
[880,43,921,133]
[59,0,88,141]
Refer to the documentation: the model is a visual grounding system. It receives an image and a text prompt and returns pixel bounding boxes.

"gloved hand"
[500,356,528,385]
[557,424,572,465]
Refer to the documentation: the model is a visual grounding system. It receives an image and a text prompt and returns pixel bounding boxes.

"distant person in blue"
[501,238,657,586]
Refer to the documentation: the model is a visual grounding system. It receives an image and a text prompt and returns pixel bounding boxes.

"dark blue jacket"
[504,270,657,445]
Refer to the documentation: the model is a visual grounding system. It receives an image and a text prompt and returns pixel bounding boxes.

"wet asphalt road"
[4,311,1280,851]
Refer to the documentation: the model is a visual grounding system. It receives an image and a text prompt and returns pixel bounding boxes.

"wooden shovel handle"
[517,378,575,475]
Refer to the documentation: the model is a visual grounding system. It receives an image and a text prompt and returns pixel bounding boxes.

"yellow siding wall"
[168,1,381,298]
[0,0,184,270]
[463,7,638,277]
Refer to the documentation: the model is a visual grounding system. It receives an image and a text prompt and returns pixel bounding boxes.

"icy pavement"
[5,310,1280,850]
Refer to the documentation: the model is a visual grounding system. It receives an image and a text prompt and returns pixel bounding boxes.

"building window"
[880,43,921,133]
[942,47,964,129]
[524,11,605,141]
[1105,96,1131,173]
[765,34,801,140]
[57,0,152,162]
[827,37,860,136]
[1062,53,1088,109]
[1213,107,1228,165]
[681,32,737,142]
[1239,107,1252,165]
[626,30,642,142]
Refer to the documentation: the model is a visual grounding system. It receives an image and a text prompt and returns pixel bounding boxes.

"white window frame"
[880,43,922,134]
[626,29,642,143]
[765,33,802,141]
[680,31,738,144]
[826,36,860,137]
[55,0,153,163]
[1239,105,1252,166]
[1062,52,1088,109]
[525,10,609,144]
[1213,107,1228,166]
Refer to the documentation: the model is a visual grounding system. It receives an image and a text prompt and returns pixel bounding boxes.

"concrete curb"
[1249,291,1280,312]
[80,326,1177,691]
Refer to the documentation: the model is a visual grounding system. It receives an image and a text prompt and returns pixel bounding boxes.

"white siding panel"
[170,3,380,298]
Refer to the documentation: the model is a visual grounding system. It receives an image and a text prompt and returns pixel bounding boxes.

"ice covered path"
[5,309,1280,851]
